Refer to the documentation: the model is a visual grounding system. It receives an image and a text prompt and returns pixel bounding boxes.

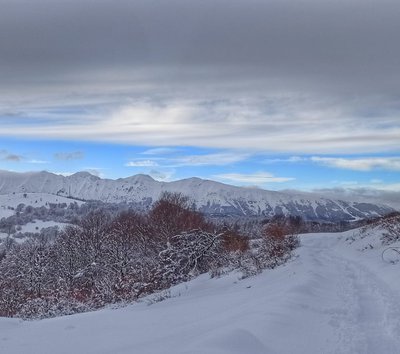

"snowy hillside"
[0,192,84,214]
[0,220,67,241]
[0,170,394,222]
[1,223,399,354]
[0,192,84,239]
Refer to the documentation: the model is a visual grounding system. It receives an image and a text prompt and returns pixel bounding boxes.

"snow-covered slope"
[0,192,84,210]
[0,220,67,243]
[18,220,68,234]
[1,227,399,354]
[0,170,394,221]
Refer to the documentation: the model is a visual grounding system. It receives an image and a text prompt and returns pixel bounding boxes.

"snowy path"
[1,232,400,354]
[297,235,400,354]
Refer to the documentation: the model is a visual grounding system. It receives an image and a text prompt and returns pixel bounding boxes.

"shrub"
[0,195,300,319]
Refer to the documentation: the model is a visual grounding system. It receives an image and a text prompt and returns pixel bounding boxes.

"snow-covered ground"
[0,192,83,210]
[0,220,66,242]
[0,193,80,240]
[0,232,8,240]
[0,206,14,219]
[1,229,399,354]
[18,220,67,234]
[0,192,84,227]
[0,170,395,220]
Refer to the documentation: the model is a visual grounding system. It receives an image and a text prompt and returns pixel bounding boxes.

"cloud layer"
[311,156,400,171]
[0,1,399,155]
[1,0,400,94]
[0,0,399,207]
[125,152,248,168]
[214,172,295,185]
[1,99,399,154]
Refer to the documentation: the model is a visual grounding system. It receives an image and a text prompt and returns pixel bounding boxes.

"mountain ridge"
[0,170,395,221]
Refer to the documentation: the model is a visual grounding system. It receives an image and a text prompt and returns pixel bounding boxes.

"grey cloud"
[1,0,400,95]
[54,151,84,161]
[0,149,23,162]
[314,187,400,210]
[3,154,22,162]
[1,1,400,154]
[0,111,23,117]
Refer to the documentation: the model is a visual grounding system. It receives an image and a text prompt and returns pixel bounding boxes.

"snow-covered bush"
[157,230,223,286]
[359,212,400,246]
[380,213,400,245]
[239,219,300,277]
[0,193,300,319]
[17,297,89,320]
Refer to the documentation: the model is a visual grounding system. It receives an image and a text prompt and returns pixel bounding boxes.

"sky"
[0,0,399,193]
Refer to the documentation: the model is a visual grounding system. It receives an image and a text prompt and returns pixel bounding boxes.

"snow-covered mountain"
[0,170,395,221]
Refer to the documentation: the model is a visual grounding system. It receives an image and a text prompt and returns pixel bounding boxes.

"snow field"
[18,220,67,234]
[0,193,83,211]
[1,228,400,354]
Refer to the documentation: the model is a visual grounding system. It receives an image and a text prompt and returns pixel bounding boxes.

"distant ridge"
[0,170,395,222]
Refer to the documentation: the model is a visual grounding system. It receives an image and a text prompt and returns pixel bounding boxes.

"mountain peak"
[68,171,100,180]
[0,170,395,221]
[121,174,156,183]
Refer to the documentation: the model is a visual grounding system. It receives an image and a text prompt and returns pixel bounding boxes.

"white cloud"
[373,183,400,192]
[370,179,383,184]
[263,156,306,163]
[313,185,400,209]
[148,169,175,182]
[311,156,400,171]
[125,160,159,167]
[141,148,179,155]
[338,181,359,186]
[28,159,49,164]
[169,153,248,167]
[84,168,106,178]
[53,171,75,177]
[1,96,399,154]
[214,172,295,185]
[263,155,400,172]
[125,152,247,168]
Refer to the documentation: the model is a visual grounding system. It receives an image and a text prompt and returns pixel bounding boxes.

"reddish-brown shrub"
[149,192,211,240]
[222,230,250,253]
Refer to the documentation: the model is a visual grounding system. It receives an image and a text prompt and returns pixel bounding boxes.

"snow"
[19,220,67,234]
[0,170,395,220]
[1,217,67,243]
[1,228,400,354]
[0,206,14,219]
[0,192,84,216]
[0,232,8,240]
